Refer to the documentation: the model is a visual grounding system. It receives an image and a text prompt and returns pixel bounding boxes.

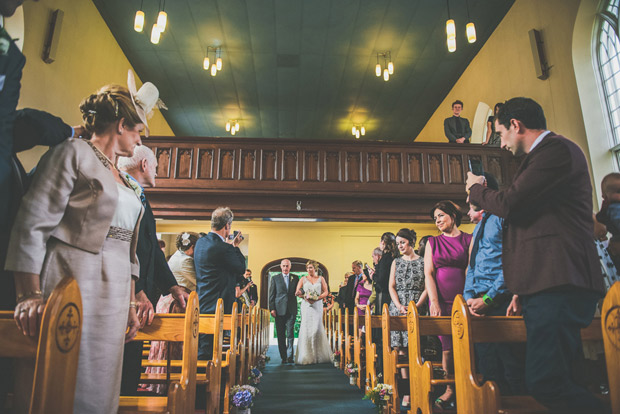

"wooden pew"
[221,303,239,414]
[381,304,406,413]
[353,310,365,388]
[405,302,452,414]
[344,308,353,369]
[237,304,249,386]
[119,291,203,414]
[451,294,611,414]
[601,281,620,414]
[336,308,344,370]
[0,276,82,414]
[364,305,382,391]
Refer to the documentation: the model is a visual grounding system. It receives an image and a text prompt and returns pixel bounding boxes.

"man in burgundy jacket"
[466,97,606,414]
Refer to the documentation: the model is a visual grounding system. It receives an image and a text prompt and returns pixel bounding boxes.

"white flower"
[181,232,191,246]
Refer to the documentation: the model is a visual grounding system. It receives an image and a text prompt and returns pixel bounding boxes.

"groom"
[268,259,299,364]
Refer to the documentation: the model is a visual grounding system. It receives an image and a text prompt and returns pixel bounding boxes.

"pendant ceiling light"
[375,51,394,81]
[465,0,476,43]
[446,0,456,52]
[157,0,167,32]
[134,0,145,32]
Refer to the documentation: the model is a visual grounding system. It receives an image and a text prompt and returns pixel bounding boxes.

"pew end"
[602,281,620,414]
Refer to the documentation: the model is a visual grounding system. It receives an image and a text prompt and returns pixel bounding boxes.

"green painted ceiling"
[93,0,514,142]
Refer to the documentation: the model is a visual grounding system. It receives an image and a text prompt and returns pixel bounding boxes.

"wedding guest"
[5,74,156,412]
[144,231,199,394]
[388,228,426,407]
[483,103,503,146]
[374,232,398,314]
[425,200,472,409]
[355,270,373,316]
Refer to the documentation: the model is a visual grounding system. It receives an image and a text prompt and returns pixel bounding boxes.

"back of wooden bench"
[602,282,620,414]
[0,276,82,414]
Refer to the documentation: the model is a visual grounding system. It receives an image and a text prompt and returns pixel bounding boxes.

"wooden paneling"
[346,152,362,183]
[175,148,193,179]
[144,137,519,222]
[282,150,298,181]
[197,149,214,179]
[155,147,172,179]
[261,150,277,181]
[240,150,256,180]
[325,151,341,182]
[304,151,320,182]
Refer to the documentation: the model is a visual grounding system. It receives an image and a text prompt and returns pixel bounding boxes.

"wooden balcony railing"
[144,137,520,221]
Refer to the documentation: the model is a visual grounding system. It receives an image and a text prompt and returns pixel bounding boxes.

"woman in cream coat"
[5,73,161,413]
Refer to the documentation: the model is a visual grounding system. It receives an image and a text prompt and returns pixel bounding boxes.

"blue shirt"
[463,213,508,301]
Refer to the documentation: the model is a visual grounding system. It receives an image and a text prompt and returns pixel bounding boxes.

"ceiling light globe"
[211,63,217,76]
[375,63,381,77]
[235,122,240,132]
[157,11,167,32]
[216,57,222,71]
[134,10,145,32]
[203,57,210,70]
[231,127,236,135]
[383,68,389,81]
[466,22,477,43]
[355,130,360,139]
[352,126,357,135]
[226,122,231,132]
[361,126,366,136]
[446,19,456,38]
[447,37,457,52]
[388,61,394,75]
[150,24,161,44]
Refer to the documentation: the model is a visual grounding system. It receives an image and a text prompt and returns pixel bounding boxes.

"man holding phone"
[194,206,246,360]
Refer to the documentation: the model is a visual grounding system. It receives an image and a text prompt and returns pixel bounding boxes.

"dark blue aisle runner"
[250,345,377,414]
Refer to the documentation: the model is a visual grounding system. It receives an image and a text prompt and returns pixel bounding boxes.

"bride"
[294,260,332,365]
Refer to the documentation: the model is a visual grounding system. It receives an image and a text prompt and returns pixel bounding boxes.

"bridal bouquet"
[230,385,260,410]
[363,383,393,413]
[248,367,262,385]
[304,290,320,301]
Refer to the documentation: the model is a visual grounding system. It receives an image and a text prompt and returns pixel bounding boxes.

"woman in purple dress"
[424,200,472,409]
[355,271,373,316]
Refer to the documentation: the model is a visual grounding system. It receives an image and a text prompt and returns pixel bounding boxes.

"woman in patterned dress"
[388,228,427,407]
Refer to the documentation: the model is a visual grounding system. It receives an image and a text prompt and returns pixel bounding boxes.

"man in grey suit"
[444,100,472,143]
[268,259,299,364]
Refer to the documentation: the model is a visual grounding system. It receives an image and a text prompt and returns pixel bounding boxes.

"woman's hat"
[127,69,167,137]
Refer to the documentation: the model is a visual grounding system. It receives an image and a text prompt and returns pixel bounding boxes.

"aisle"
[251,346,377,414]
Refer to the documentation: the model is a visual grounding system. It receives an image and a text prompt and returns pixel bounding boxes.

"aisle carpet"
[251,346,377,413]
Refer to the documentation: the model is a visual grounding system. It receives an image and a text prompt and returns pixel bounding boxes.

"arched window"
[597,0,620,166]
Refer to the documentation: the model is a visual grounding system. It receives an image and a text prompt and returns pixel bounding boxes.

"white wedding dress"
[295,277,333,365]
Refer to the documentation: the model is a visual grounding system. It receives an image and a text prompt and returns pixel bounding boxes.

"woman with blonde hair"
[6,70,163,413]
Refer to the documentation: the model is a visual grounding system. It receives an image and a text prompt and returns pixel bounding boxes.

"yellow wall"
[16,0,173,171]
[416,0,591,163]
[155,220,476,304]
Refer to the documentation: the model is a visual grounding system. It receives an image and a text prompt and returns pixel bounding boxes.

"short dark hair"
[396,228,417,246]
[430,200,463,227]
[452,100,464,108]
[495,97,546,130]
[158,239,166,249]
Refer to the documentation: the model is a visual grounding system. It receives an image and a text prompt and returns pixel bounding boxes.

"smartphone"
[228,230,241,240]
[468,159,484,176]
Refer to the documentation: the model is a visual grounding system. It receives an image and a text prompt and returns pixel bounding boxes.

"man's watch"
[482,294,493,306]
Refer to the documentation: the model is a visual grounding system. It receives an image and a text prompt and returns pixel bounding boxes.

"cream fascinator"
[127,69,167,137]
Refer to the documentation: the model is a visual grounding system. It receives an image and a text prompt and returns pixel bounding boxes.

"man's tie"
[455,116,463,135]
[284,274,289,290]
[469,213,490,270]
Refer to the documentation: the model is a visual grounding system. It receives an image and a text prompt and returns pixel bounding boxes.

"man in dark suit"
[466,97,606,414]
[195,206,246,360]
[118,146,189,394]
[444,100,472,143]
[244,269,258,306]
[268,259,299,363]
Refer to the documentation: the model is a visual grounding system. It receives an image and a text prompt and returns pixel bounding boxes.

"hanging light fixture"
[203,56,210,70]
[352,124,366,138]
[226,120,240,135]
[231,126,236,136]
[446,0,456,52]
[210,63,217,76]
[157,0,167,32]
[375,51,394,81]
[235,121,240,132]
[150,24,161,44]
[355,129,360,139]
[352,126,357,135]
[204,46,223,75]
[360,126,366,136]
[134,0,145,32]
[225,121,231,132]
[465,0,476,43]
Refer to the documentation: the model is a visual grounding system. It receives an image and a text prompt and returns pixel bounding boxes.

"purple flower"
[232,390,253,408]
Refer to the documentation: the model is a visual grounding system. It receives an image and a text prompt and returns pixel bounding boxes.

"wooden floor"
[251,346,376,414]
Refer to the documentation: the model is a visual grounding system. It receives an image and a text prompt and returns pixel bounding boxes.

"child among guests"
[596,173,620,265]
